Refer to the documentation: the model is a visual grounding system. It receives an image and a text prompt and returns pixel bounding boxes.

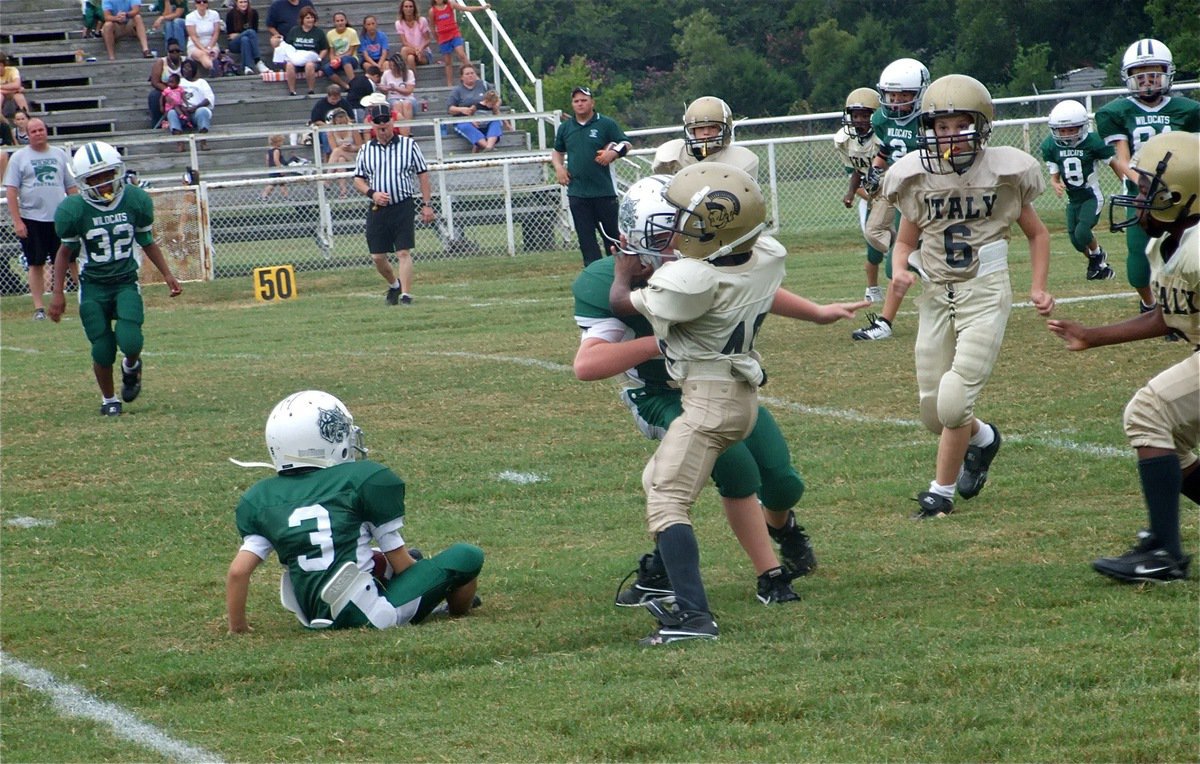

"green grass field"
[1,227,1196,763]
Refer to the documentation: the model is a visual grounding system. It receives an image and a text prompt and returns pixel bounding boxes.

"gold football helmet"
[917,74,993,174]
[658,162,766,261]
[683,96,734,160]
[1109,131,1199,232]
[843,87,879,143]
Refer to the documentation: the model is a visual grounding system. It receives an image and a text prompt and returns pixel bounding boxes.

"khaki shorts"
[1123,352,1200,469]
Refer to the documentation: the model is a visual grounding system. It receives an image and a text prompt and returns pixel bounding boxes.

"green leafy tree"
[1001,42,1055,96]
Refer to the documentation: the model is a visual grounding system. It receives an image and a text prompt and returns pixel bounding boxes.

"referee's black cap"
[367,103,393,123]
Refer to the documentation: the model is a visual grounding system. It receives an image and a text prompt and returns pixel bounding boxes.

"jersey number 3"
[290,504,335,572]
[83,222,136,263]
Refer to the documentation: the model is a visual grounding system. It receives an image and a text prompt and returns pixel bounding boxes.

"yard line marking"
[0,651,224,763]
[432,351,1129,459]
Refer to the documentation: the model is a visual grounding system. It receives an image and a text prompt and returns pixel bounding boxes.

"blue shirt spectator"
[265,0,312,37]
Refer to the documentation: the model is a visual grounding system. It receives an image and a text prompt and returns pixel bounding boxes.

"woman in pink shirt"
[394,0,432,72]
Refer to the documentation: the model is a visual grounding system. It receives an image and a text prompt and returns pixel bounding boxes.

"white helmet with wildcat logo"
[615,174,677,268]
[71,141,126,209]
[265,390,366,472]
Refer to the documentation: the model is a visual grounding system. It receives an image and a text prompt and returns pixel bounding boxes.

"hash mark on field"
[497,471,546,484]
[6,516,56,528]
[0,651,224,763]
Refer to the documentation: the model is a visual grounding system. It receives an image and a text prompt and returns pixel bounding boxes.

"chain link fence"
[2,84,1195,293]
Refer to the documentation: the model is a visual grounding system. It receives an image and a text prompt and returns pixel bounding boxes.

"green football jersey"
[54,185,155,285]
[235,460,406,620]
[571,256,673,390]
[871,109,921,165]
[1039,132,1115,203]
[1095,95,1200,192]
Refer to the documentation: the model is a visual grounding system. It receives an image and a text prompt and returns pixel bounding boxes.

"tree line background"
[491,0,1199,127]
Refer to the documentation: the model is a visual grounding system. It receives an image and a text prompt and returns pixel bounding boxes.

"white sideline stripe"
[425,350,572,372]
[0,651,224,763]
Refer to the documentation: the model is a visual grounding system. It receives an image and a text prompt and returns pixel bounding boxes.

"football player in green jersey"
[226,390,484,633]
[853,57,930,342]
[1095,38,1200,318]
[49,141,182,417]
[1041,99,1131,281]
[1049,131,1200,583]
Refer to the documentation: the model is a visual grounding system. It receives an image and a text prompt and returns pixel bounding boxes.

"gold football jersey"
[651,139,760,178]
[882,146,1044,284]
[631,235,787,385]
[1148,225,1200,346]
[833,126,882,174]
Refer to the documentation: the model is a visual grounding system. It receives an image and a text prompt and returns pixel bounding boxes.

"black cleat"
[913,491,954,519]
[756,566,800,605]
[385,285,402,305]
[767,510,817,577]
[615,553,675,607]
[851,312,893,341]
[100,401,122,417]
[1085,249,1115,280]
[1093,530,1191,583]
[120,359,142,403]
[638,599,718,646]
[957,424,1001,499]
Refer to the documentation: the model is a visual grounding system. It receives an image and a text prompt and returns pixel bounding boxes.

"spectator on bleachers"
[160,72,187,125]
[447,63,501,153]
[0,53,30,118]
[82,0,105,39]
[146,41,184,128]
[226,0,270,74]
[326,108,362,195]
[169,59,215,150]
[265,0,312,38]
[380,53,416,124]
[324,11,359,90]
[3,109,30,145]
[101,0,153,60]
[428,0,488,87]
[394,0,432,72]
[346,63,378,122]
[358,15,388,72]
[185,0,222,73]
[309,84,352,158]
[283,7,327,96]
[262,133,294,200]
[152,0,187,54]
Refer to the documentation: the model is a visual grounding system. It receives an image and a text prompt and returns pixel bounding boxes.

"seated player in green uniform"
[225,390,484,633]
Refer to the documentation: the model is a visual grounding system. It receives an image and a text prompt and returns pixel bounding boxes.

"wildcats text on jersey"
[924,194,998,221]
[90,212,130,227]
[1134,114,1173,127]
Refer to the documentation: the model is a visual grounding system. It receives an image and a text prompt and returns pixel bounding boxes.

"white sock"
[927,481,955,499]
[122,358,138,372]
[970,423,995,449]
[102,395,119,404]
[389,280,401,289]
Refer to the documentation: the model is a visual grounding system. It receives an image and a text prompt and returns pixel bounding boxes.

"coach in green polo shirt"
[551,85,631,267]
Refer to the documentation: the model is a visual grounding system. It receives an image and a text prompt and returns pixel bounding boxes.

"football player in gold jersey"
[651,96,759,178]
[881,74,1055,518]
[1049,131,1199,583]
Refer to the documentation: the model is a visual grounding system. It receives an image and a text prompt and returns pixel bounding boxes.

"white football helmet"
[877,58,930,122]
[1047,100,1090,148]
[1122,38,1174,101]
[843,87,879,143]
[1110,131,1199,233]
[683,96,733,161]
[616,174,677,268]
[659,162,766,261]
[71,141,126,208]
[918,74,993,175]
[265,390,366,472]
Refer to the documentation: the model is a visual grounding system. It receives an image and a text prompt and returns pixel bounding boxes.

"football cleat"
[851,313,892,341]
[120,359,142,403]
[912,491,954,519]
[865,286,884,304]
[400,294,413,305]
[33,308,46,321]
[615,552,675,607]
[767,510,817,577]
[1085,250,1115,280]
[100,401,122,417]
[638,599,718,646]
[1093,531,1191,583]
[957,424,1001,499]
[427,594,483,618]
[385,286,402,306]
[756,566,801,605]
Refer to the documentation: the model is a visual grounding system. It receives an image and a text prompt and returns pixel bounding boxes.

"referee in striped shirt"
[354,102,436,305]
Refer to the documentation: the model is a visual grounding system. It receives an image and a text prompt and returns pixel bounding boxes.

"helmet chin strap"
[228,457,275,469]
[702,221,766,261]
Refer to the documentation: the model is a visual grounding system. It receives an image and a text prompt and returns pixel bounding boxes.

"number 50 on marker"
[253,265,297,302]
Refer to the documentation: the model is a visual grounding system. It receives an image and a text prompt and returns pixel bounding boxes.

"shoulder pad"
[753,235,788,262]
[652,139,686,175]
